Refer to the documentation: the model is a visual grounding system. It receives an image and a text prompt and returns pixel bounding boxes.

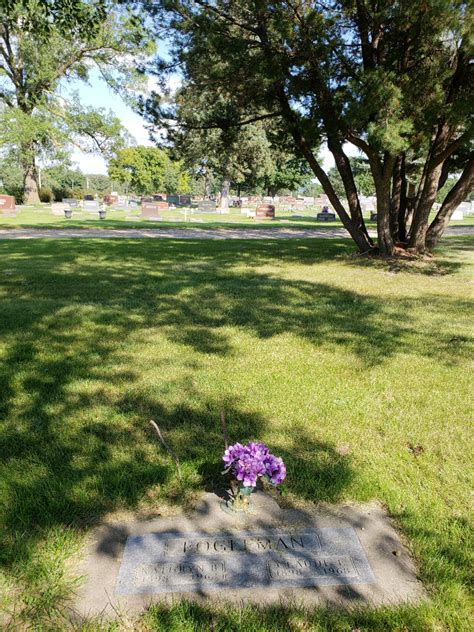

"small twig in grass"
[150,419,183,482]
[220,409,229,449]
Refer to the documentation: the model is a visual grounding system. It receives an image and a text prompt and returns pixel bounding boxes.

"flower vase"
[226,483,254,513]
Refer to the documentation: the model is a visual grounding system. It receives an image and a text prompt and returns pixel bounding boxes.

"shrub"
[4,185,25,205]
[39,186,53,203]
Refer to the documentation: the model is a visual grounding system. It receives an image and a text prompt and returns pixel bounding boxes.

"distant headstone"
[0,195,16,211]
[451,209,463,220]
[166,195,180,207]
[84,194,95,201]
[153,194,165,201]
[141,202,162,219]
[83,200,100,211]
[370,212,378,221]
[458,202,471,214]
[256,204,275,219]
[104,194,119,206]
[196,200,216,212]
[317,206,336,221]
[62,198,79,208]
[51,202,68,216]
[315,195,329,207]
[128,200,139,209]
[179,195,192,207]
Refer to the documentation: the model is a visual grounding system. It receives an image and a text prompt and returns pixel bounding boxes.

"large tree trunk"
[220,175,230,213]
[276,89,374,253]
[390,154,405,242]
[373,155,396,255]
[426,157,474,250]
[302,146,373,252]
[396,160,409,243]
[327,138,371,244]
[408,161,444,252]
[22,145,40,204]
[376,192,394,255]
[404,181,417,238]
[408,122,454,253]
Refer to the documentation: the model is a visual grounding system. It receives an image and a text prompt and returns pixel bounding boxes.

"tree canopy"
[108,146,190,195]
[142,0,473,254]
[0,0,153,202]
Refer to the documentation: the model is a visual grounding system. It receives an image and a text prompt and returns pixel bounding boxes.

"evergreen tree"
[142,0,473,254]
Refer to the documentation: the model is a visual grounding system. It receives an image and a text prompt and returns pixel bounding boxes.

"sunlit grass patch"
[0,236,472,629]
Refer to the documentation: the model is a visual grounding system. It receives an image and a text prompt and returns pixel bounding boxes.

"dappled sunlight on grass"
[0,236,472,629]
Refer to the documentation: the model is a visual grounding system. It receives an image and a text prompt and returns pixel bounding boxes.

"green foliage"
[0,153,25,202]
[64,98,130,158]
[0,1,107,38]
[86,174,111,195]
[329,157,376,198]
[108,146,188,195]
[0,1,154,199]
[160,85,280,194]
[301,182,323,198]
[42,164,86,201]
[436,177,460,204]
[38,186,52,203]
[261,152,313,196]
[145,0,473,252]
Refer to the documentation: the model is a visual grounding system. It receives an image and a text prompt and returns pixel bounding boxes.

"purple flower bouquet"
[222,442,286,511]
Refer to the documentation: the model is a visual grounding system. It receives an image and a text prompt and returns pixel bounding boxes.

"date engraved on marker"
[267,556,358,579]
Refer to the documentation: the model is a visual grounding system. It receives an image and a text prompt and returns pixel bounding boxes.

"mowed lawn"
[2,203,474,230]
[0,236,472,630]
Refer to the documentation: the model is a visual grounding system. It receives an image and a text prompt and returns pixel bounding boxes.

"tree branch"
[426,155,474,249]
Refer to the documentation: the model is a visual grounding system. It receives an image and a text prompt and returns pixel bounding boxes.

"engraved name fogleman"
[267,556,358,579]
[164,533,321,555]
[115,528,375,595]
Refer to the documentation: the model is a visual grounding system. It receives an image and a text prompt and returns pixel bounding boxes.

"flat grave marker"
[116,527,374,596]
[74,493,425,619]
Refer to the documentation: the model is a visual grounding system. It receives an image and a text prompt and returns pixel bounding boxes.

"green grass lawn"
[0,236,472,630]
[0,204,335,229]
[2,203,473,230]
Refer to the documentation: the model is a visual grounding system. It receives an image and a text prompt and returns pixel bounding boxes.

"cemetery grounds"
[0,233,472,630]
[1,202,474,231]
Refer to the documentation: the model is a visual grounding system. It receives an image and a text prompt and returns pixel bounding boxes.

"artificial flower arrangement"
[222,441,286,511]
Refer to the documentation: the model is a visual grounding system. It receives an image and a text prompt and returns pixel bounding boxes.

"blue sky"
[63,70,154,174]
[65,70,349,177]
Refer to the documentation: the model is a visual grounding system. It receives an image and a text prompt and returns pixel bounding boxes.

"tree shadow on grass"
[143,599,430,632]
[339,235,473,277]
[0,238,471,370]
[0,236,470,585]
